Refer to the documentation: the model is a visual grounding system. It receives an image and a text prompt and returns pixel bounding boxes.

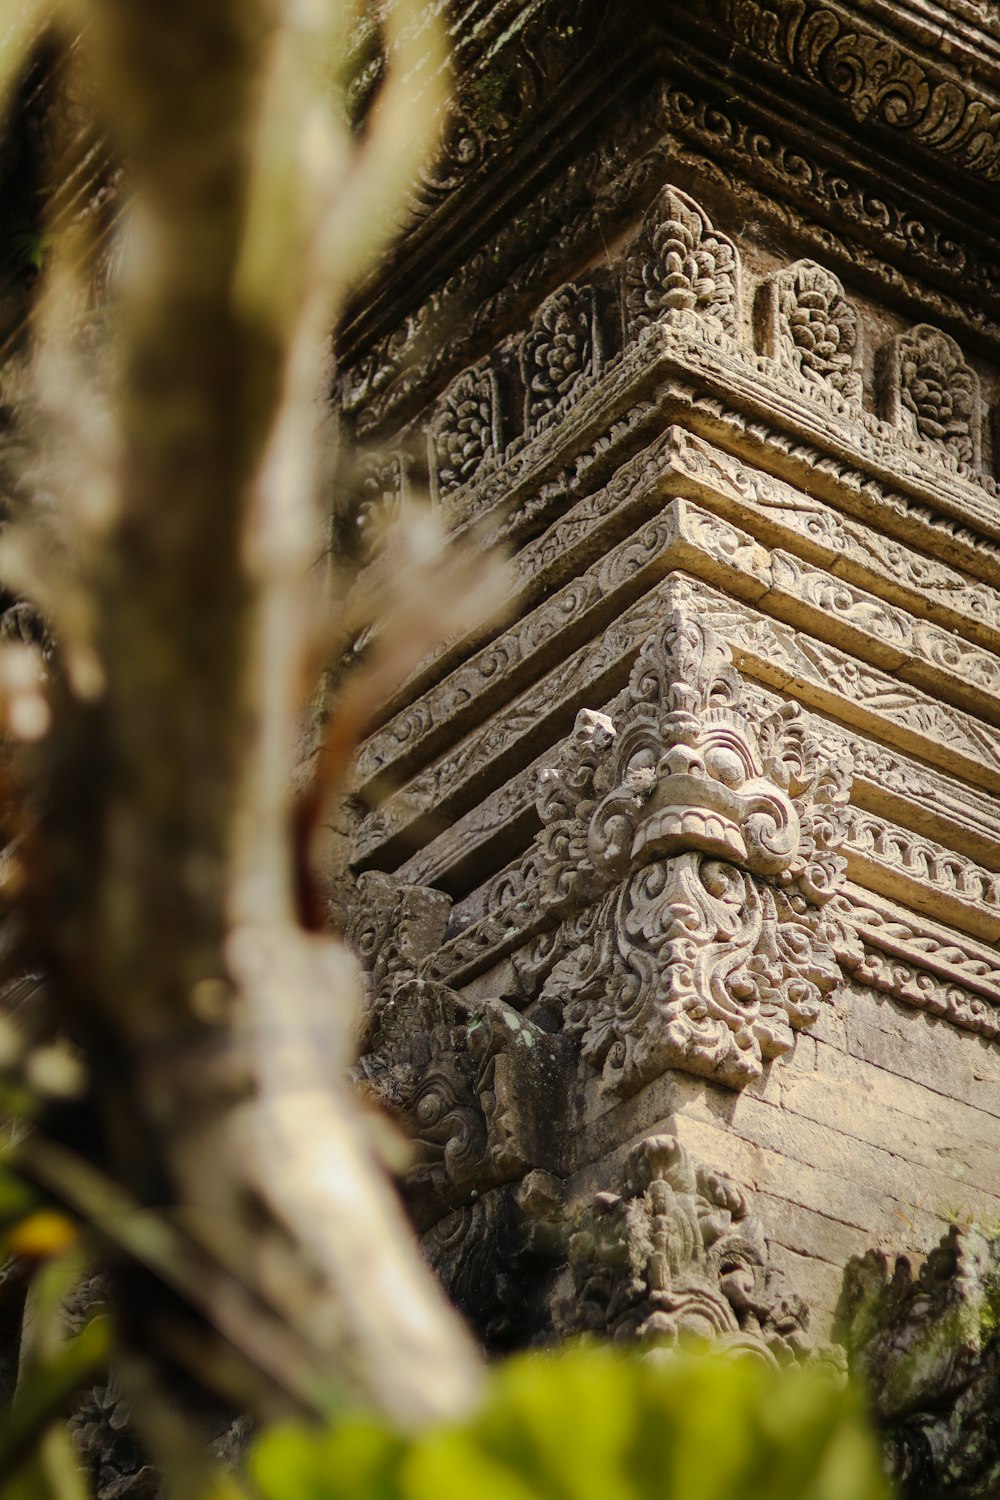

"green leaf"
[402,1433,539,1500]
[253,1421,406,1500]
[249,1345,892,1500]
[474,1347,637,1500]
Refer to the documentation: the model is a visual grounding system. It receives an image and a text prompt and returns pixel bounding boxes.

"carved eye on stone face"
[625,746,658,795]
[414,1090,447,1128]
[627,747,657,776]
[703,743,746,789]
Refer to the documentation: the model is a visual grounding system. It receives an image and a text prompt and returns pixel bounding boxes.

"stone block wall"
[569,978,1000,1339]
[336,7,1000,1471]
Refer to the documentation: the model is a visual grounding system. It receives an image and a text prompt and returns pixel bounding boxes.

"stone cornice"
[338,0,1000,376]
[712,0,1000,179]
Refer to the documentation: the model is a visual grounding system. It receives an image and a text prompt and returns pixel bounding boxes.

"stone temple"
[335,3,1000,1492]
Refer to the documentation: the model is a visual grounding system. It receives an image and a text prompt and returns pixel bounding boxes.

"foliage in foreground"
[252,1346,892,1500]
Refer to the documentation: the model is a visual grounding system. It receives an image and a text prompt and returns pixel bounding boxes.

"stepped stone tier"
[336,3,1000,1491]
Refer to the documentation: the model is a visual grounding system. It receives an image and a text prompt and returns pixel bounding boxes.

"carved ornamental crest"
[534,610,854,1092]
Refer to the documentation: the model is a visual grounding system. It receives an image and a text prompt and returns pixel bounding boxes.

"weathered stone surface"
[841,1227,1000,1498]
[556,1130,815,1364]
[530,609,854,1093]
[336,0,1000,1465]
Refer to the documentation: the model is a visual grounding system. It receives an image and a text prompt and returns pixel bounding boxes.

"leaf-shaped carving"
[622,185,741,341]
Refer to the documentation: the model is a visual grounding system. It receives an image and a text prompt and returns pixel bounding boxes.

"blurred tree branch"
[0,0,484,1468]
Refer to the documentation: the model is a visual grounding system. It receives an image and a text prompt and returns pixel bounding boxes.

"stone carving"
[840,1226,1000,1498]
[348,886,573,1342]
[522,282,603,429]
[353,495,744,804]
[558,1131,812,1362]
[878,325,982,469]
[534,609,853,1092]
[360,418,1000,822]
[720,0,1000,182]
[353,452,404,561]
[428,362,503,499]
[354,965,570,1230]
[844,888,1000,1001]
[654,389,1000,579]
[755,259,861,405]
[409,286,997,571]
[422,1171,566,1350]
[333,5,1000,1448]
[342,870,452,1001]
[353,573,675,870]
[662,429,1000,650]
[622,184,741,342]
[843,807,1000,944]
[359,501,1000,901]
[841,942,1000,1042]
[767,549,1000,718]
[666,574,1000,796]
[342,73,1000,437]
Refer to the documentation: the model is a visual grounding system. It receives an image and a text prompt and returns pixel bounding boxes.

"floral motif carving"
[341,65,1000,438]
[535,609,853,1092]
[878,324,982,468]
[353,452,405,560]
[522,283,602,429]
[428,363,503,499]
[755,259,861,404]
[622,184,741,342]
[558,1131,813,1362]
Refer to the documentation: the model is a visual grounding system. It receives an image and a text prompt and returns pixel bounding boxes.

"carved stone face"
[406,1058,486,1178]
[590,712,800,881]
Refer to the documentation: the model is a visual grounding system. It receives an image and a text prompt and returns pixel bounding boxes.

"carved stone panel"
[533,609,854,1093]
[755,259,862,405]
[557,1131,814,1364]
[877,324,982,468]
[428,361,504,500]
[353,451,406,561]
[622,184,741,343]
[350,891,572,1232]
[522,282,604,431]
[343,869,452,1002]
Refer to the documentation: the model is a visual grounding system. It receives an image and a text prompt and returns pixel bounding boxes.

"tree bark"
[17,0,481,1434]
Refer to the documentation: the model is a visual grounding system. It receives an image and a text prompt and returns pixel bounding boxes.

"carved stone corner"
[621,183,742,346]
[342,869,452,1001]
[839,1225,1000,1498]
[344,866,576,1340]
[877,323,982,469]
[754,259,862,407]
[422,1169,568,1350]
[533,607,855,1095]
[355,967,573,1224]
[555,1130,826,1368]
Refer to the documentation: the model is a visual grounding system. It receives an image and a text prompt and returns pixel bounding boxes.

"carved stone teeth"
[633,807,748,865]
